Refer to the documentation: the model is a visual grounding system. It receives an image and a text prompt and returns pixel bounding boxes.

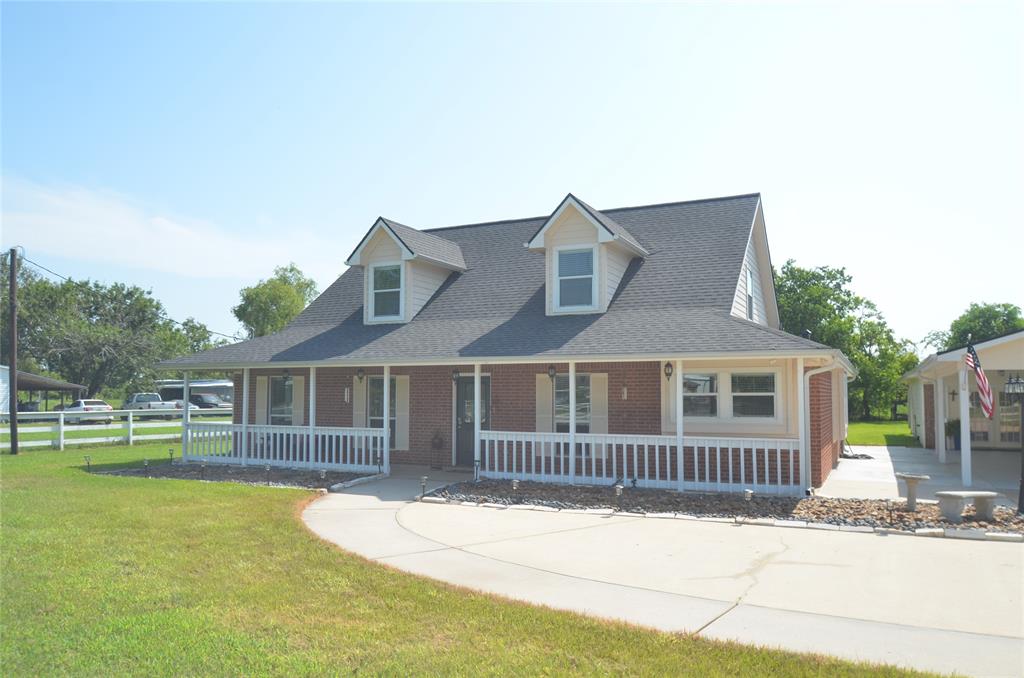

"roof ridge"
[421,192,762,234]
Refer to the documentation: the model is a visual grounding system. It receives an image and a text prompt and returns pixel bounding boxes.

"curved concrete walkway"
[303,468,1024,677]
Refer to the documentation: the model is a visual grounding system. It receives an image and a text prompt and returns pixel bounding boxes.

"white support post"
[383,365,391,473]
[959,366,971,486]
[308,367,317,466]
[57,411,65,451]
[675,359,684,491]
[241,368,250,465]
[568,361,576,485]
[473,363,481,480]
[797,358,808,491]
[935,376,946,463]
[182,371,191,460]
[127,410,134,446]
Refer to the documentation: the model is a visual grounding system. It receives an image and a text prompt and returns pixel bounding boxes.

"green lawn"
[1,444,922,676]
[847,421,920,447]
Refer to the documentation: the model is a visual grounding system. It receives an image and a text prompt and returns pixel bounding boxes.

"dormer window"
[371,263,403,320]
[555,246,597,311]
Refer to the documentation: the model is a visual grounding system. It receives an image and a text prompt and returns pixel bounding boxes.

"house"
[162,193,855,495]
[903,329,1024,486]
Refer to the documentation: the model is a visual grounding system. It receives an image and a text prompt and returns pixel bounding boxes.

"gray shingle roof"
[379,218,467,270]
[165,193,834,368]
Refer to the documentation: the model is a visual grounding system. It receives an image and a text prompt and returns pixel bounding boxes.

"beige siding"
[408,260,451,319]
[731,232,767,324]
[604,245,631,309]
[543,207,600,315]
[361,228,407,324]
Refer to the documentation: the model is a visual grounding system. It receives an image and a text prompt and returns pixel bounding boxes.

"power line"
[2,250,239,340]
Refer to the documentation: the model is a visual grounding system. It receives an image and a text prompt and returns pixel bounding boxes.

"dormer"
[346,217,466,325]
[526,194,647,316]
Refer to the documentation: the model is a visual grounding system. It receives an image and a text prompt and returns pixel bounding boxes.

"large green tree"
[232,263,318,338]
[923,302,1024,351]
[1,253,223,396]
[774,260,918,420]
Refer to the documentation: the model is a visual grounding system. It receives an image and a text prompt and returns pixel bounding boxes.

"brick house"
[164,193,855,494]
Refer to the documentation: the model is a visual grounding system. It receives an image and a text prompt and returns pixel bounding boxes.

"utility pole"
[8,248,18,455]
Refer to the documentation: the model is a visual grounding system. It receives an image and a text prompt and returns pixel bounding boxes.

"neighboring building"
[904,329,1024,485]
[1,365,86,414]
[163,193,855,494]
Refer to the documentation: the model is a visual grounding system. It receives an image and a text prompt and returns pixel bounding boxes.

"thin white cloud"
[0,177,343,284]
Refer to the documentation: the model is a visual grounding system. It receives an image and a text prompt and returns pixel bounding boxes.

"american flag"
[966,343,994,419]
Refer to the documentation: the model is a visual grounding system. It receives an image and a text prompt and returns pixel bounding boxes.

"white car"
[63,399,115,424]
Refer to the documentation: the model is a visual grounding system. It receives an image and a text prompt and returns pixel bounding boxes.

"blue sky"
[2,1,1021,348]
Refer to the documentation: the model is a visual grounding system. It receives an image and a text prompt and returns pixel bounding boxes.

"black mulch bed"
[431,480,1024,533]
[103,462,369,490]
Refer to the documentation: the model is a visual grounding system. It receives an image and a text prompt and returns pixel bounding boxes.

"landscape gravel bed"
[431,480,1024,533]
[105,462,368,490]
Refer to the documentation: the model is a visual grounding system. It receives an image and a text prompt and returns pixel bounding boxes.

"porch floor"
[818,445,1021,508]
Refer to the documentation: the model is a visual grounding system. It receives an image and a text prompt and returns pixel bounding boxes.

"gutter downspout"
[803,359,837,492]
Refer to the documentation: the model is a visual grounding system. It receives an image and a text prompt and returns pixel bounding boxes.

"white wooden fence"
[479,430,802,495]
[0,410,230,451]
[185,422,387,473]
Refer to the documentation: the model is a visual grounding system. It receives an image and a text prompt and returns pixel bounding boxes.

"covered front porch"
[179,354,851,496]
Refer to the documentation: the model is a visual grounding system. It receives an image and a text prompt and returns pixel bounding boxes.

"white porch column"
[182,371,191,459]
[473,363,481,480]
[241,368,250,465]
[382,365,391,473]
[308,367,317,465]
[959,366,972,486]
[568,361,576,485]
[935,376,946,463]
[796,358,808,490]
[675,359,684,491]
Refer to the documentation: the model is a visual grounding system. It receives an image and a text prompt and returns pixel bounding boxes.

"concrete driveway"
[304,468,1024,677]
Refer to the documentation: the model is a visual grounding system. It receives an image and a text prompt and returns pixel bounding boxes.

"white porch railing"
[185,422,387,473]
[479,431,801,496]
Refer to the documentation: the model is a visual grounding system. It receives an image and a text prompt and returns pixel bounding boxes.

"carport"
[0,365,85,413]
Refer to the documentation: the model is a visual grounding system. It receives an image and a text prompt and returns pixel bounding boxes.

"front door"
[455,376,490,466]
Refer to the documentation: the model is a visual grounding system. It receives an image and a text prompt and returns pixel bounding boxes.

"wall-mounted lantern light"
[664,362,674,381]
[452,369,460,383]
[356,368,365,383]
[547,365,557,380]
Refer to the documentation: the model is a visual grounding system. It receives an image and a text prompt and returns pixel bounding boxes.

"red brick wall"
[808,370,837,487]
[923,383,935,449]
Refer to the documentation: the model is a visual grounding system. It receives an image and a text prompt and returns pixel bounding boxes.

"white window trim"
[553,244,599,313]
[681,373,719,419]
[553,372,592,431]
[731,370,779,420]
[369,261,404,321]
[666,368,784,425]
[269,375,294,426]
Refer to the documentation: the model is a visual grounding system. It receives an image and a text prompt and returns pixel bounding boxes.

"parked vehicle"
[124,392,179,420]
[63,399,114,424]
[189,393,227,409]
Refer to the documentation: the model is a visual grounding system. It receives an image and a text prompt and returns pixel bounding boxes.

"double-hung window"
[556,247,595,310]
[269,376,294,426]
[683,374,718,416]
[367,376,397,449]
[732,374,775,417]
[554,374,591,433]
[371,264,402,320]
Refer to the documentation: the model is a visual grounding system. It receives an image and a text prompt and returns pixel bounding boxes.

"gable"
[730,200,780,328]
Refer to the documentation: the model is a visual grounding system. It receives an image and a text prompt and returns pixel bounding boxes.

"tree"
[233,263,318,338]
[1,254,226,396]
[924,302,1024,351]
[774,260,918,420]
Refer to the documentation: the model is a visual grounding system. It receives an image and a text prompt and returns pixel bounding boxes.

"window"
[371,264,402,319]
[998,392,1021,443]
[969,392,990,442]
[745,268,754,320]
[269,376,293,425]
[556,247,595,309]
[732,374,775,417]
[554,374,590,433]
[683,374,718,416]
[368,376,397,449]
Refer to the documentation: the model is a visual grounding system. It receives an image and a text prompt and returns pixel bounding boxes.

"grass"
[0,444,924,677]
[847,421,920,447]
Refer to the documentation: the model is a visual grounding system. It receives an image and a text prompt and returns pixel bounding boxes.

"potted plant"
[945,419,961,451]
